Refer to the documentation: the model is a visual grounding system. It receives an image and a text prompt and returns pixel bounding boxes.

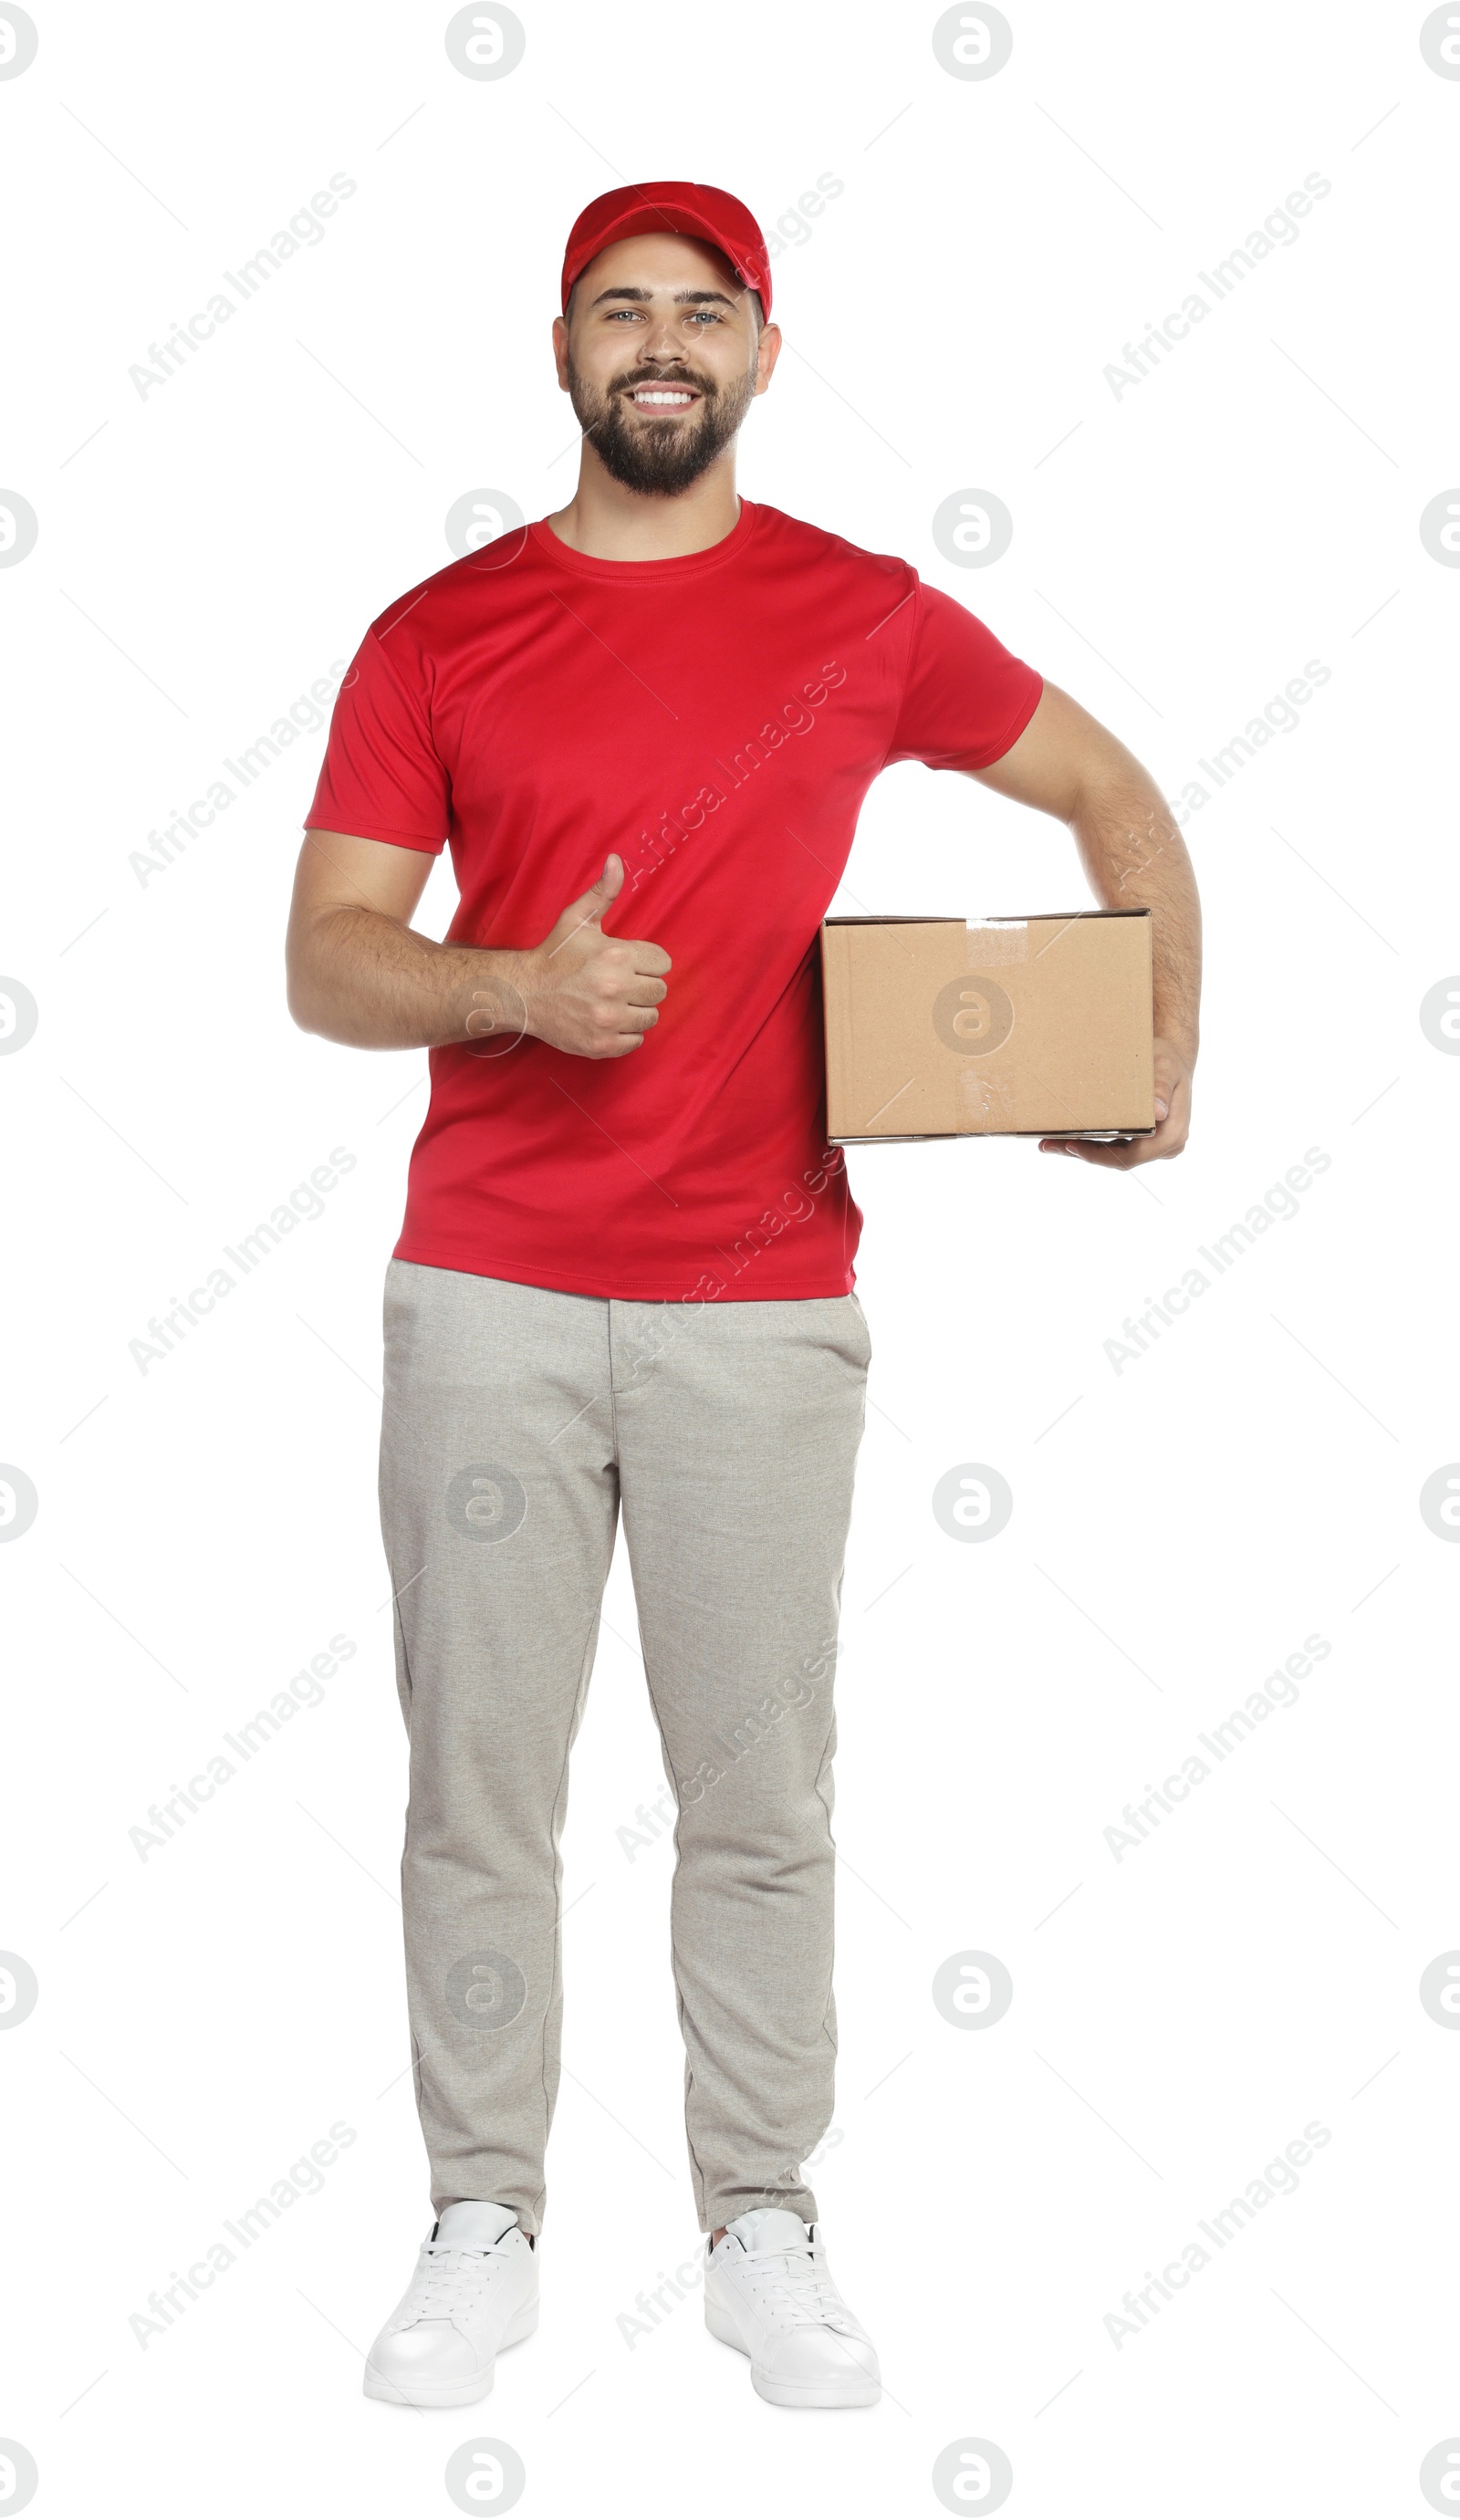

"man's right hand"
[286,828,671,1059]
[487,854,670,1059]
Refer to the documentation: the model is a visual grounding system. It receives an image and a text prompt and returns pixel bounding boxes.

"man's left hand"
[1038,1037,1194,1169]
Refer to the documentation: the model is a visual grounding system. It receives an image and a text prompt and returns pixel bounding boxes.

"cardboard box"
[821,911,1155,1142]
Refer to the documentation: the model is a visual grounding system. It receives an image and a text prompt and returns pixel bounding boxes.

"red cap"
[561,181,772,322]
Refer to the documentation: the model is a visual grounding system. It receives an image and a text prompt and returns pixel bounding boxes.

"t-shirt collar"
[527,496,760,582]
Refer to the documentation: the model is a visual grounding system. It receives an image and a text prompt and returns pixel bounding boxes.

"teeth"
[632,390,694,405]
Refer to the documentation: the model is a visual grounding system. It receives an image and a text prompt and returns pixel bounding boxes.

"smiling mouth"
[624,384,701,413]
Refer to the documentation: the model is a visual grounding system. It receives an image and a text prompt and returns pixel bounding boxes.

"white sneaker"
[363,2201,538,2407]
[704,2207,881,2408]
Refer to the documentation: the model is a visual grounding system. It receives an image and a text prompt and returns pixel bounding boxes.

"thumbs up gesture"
[508,854,671,1058]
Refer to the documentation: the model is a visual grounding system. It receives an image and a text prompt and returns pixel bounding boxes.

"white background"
[3,2,1458,2515]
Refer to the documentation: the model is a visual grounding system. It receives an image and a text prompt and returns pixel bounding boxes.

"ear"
[551,314,571,391]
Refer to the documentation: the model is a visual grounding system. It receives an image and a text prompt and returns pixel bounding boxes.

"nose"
[639,309,693,363]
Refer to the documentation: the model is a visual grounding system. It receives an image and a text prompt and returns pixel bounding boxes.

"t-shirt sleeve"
[882,578,1044,775]
[303,626,451,852]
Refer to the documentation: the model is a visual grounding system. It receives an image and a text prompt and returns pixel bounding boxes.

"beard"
[565,353,757,496]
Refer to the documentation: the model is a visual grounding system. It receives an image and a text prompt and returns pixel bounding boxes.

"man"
[287,180,1200,2413]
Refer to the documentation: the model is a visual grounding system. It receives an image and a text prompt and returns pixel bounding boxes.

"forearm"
[287,903,527,1050]
[1069,762,1202,1065]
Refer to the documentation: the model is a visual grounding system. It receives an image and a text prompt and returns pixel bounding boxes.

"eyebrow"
[587,285,739,311]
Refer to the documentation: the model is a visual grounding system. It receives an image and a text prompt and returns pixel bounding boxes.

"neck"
[545,451,741,562]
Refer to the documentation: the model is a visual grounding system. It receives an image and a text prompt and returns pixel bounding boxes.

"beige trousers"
[378,1258,871,2235]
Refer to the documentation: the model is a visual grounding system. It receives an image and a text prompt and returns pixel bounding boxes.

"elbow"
[285,939,327,1036]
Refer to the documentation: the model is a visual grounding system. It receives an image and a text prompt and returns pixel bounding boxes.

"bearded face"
[564,347,759,496]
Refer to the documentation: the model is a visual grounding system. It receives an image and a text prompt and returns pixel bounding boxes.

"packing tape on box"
[964,918,1028,967]
[954,1065,1017,1128]
[951,925,1027,1130]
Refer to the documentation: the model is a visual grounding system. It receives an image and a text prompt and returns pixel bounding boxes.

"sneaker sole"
[362,2297,539,2408]
[704,2296,881,2409]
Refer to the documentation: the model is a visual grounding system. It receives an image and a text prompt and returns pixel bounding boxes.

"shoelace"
[407,2239,509,2320]
[736,2241,850,2329]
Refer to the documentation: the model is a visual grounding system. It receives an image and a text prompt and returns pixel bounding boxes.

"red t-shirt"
[305,499,1042,1300]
